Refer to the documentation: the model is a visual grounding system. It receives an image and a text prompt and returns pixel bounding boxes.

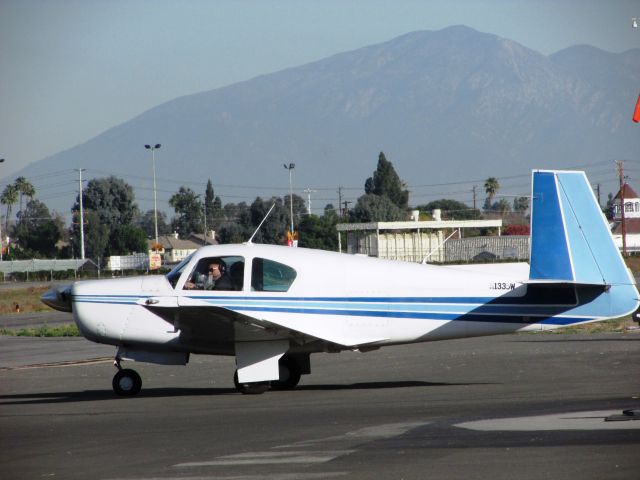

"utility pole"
[342,200,352,217]
[76,169,86,260]
[596,184,601,206]
[338,186,343,217]
[617,160,627,256]
[203,199,207,245]
[303,188,316,215]
[472,185,477,218]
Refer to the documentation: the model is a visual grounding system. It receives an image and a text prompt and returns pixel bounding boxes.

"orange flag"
[633,94,640,123]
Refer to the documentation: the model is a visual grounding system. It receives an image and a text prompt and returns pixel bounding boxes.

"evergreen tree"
[106,224,148,256]
[218,202,251,243]
[169,186,203,236]
[76,176,139,228]
[492,198,512,216]
[204,179,223,232]
[364,152,409,209]
[216,194,307,245]
[605,192,615,220]
[13,199,61,258]
[136,210,170,238]
[78,210,109,262]
[513,196,529,213]
[416,199,479,220]
[248,197,286,244]
[351,194,405,222]
[297,211,339,251]
[70,176,141,264]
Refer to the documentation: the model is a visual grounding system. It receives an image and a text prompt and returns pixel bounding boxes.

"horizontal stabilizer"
[524,279,608,287]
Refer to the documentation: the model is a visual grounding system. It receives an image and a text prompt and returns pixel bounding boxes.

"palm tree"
[1,184,19,231]
[483,177,500,211]
[14,177,35,215]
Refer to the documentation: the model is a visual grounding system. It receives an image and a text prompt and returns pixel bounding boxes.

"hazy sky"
[1,0,639,180]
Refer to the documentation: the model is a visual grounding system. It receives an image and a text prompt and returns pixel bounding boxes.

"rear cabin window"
[251,258,297,292]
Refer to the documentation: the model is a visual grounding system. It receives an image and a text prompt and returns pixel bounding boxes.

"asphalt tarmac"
[1,332,640,480]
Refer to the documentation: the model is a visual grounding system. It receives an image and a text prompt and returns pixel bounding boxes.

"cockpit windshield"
[166,253,195,288]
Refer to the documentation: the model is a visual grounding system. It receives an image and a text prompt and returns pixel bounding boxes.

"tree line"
[1,152,531,265]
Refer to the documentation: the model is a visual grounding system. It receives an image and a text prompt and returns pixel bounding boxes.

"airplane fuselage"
[69,244,635,355]
[41,171,640,395]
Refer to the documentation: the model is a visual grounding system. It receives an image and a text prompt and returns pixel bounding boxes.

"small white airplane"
[43,170,639,396]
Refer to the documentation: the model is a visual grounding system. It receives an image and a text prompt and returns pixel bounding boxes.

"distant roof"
[611,218,640,235]
[614,183,639,200]
[336,219,502,232]
[188,232,218,246]
[148,235,202,250]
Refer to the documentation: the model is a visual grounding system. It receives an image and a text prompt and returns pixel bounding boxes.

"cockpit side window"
[251,258,297,292]
[183,256,245,291]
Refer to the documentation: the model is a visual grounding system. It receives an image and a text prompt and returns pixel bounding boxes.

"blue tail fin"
[529,170,633,286]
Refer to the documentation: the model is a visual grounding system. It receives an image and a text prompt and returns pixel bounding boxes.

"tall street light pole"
[75,169,86,260]
[283,163,295,238]
[145,144,161,247]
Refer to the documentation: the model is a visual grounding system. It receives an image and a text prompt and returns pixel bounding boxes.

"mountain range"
[6,25,640,215]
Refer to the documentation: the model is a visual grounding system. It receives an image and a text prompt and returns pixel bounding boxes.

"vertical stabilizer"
[529,170,632,286]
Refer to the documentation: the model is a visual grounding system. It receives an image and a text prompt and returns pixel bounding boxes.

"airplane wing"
[143,304,303,343]
[142,302,387,348]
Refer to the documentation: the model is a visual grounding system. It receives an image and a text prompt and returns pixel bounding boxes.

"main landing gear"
[110,354,306,396]
[233,372,270,395]
[270,355,302,391]
[112,359,142,397]
[233,355,303,394]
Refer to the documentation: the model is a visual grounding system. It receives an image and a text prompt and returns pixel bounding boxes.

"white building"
[148,232,216,264]
[336,210,503,263]
[611,183,640,252]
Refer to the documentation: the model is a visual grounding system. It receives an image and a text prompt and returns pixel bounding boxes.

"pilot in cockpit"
[184,258,233,290]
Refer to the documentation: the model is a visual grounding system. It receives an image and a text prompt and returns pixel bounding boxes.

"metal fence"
[443,236,530,263]
[0,259,98,280]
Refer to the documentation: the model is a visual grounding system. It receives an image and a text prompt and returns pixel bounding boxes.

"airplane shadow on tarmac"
[0,380,492,405]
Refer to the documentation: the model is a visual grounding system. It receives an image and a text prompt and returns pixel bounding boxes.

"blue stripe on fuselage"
[71,292,597,326]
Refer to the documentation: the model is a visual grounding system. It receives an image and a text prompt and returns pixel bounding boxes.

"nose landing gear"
[112,359,142,397]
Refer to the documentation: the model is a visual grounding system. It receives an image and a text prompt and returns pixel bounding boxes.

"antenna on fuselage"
[247,203,276,244]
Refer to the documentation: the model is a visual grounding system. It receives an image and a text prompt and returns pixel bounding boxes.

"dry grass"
[0,286,53,315]
[546,316,637,334]
[0,324,80,337]
[625,256,640,273]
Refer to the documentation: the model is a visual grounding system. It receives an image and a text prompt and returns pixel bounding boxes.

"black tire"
[270,356,302,390]
[233,371,270,394]
[112,369,142,397]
